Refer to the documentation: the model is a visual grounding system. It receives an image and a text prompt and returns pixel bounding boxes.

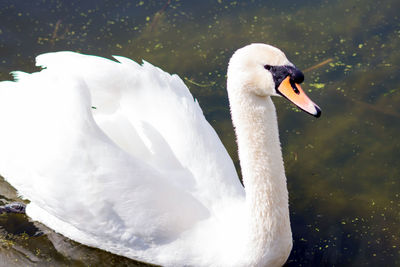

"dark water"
[0,0,399,266]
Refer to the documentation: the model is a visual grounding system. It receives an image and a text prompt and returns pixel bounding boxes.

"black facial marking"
[264,64,304,90]
[289,79,300,94]
[287,67,304,84]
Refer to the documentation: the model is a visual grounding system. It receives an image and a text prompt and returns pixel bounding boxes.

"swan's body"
[0,44,320,266]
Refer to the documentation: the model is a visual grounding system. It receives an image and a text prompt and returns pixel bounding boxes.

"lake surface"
[0,0,399,266]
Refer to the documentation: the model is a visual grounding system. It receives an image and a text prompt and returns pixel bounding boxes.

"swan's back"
[37,52,243,201]
[0,52,245,265]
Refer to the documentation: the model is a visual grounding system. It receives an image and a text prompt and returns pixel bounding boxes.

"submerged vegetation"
[0,0,399,265]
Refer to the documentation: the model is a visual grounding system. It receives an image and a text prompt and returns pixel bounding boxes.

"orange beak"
[277,77,321,117]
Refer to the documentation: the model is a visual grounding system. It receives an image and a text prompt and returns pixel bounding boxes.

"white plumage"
[0,44,320,266]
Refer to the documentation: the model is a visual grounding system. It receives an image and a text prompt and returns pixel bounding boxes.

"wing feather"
[0,51,244,256]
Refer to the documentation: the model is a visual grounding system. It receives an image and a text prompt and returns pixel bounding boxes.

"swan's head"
[227,43,321,117]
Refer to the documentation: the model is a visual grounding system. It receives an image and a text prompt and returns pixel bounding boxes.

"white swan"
[0,43,320,266]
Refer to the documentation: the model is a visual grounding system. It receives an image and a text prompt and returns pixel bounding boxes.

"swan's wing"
[0,71,209,257]
[35,52,244,207]
[0,51,244,262]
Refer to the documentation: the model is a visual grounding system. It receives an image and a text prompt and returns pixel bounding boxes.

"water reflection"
[0,0,399,265]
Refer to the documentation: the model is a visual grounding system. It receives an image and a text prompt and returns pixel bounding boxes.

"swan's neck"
[228,85,292,266]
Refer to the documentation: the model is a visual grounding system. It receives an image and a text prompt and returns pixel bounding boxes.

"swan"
[0,43,320,266]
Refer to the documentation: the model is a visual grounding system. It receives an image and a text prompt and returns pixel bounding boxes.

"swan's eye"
[265,64,305,92]
[265,65,290,90]
[264,65,271,70]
